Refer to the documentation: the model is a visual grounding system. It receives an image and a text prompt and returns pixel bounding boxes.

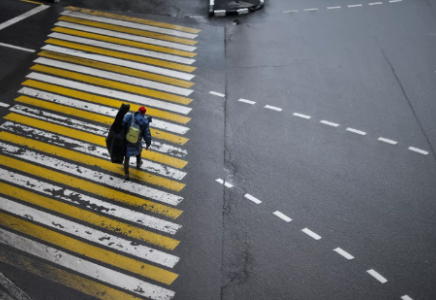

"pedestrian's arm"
[143,124,152,148]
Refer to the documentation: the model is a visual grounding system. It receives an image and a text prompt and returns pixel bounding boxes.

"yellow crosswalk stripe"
[15,96,190,146]
[0,132,185,192]
[0,154,183,219]
[0,182,179,250]
[23,78,192,124]
[52,27,197,58]
[31,64,193,105]
[46,39,196,72]
[59,15,198,46]
[66,7,201,34]
[0,211,178,285]
[4,113,188,169]
[0,247,140,300]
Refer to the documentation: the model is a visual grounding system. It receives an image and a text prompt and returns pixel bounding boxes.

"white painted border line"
[401,295,413,300]
[0,196,179,268]
[408,147,429,155]
[0,43,35,53]
[369,2,383,5]
[0,271,33,300]
[320,120,339,127]
[0,5,49,31]
[0,229,175,300]
[301,228,322,240]
[293,112,311,119]
[244,194,262,204]
[0,102,9,108]
[265,105,282,112]
[327,6,341,9]
[283,10,299,13]
[215,178,224,184]
[273,211,292,222]
[378,137,397,145]
[366,269,388,284]
[61,10,198,39]
[210,91,225,97]
[389,0,402,2]
[346,127,367,135]
[348,4,363,7]
[238,99,256,105]
[215,178,233,188]
[224,182,233,188]
[333,248,354,260]
[304,8,318,11]
[55,21,197,52]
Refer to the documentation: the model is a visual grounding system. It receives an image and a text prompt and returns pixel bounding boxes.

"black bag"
[106,104,130,164]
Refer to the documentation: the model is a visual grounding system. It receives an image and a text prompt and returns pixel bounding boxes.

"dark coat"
[123,112,152,158]
[106,104,130,164]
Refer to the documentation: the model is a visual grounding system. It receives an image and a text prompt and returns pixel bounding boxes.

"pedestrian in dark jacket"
[123,106,152,180]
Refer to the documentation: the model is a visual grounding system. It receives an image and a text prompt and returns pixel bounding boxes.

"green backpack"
[126,116,140,143]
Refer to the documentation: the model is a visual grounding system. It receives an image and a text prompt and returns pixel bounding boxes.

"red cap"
[138,107,146,114]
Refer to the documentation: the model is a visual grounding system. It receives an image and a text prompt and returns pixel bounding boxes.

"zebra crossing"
[0,6,200,300]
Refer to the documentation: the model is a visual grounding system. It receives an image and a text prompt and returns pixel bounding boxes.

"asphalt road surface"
[0,0,435,300]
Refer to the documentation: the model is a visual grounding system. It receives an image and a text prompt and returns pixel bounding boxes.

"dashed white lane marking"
[238,98,256,105]
[265,105,282,112]
[283,10,299,13]
[327,6,342,9]
[320,120,340,127]
[0,271,33,300]
[0,43,35,53]
[215,178,233,188]
[369,2,383,5]
[389,0,402,2]
[301,228,322,240]
[304,8,319,11]
[273,211,292,222]
[401,295,413,300]
[378,137,398,145]
[224,182,233,188]
[367,269,388,284]
[293,112,311,119]
[346,127,367,136]
[348,4,363,7]
[0,5,49,31]
[0,102,9,108]
[333,248,355,260]
[244,194,262,204]
[408,147,429,155]
[210,91,225,97]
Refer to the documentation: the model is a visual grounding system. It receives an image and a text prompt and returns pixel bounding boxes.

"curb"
[209,0,264,17]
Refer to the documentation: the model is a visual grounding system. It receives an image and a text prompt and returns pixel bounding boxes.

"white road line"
[0,271,33,300]
[369,2,383,5]
[55,21,196,52]
[215,178,233,188]
[0,229,175,300]
[11,105,187,157]
[283,10,299,13]
[301,228,322,240]
[48,33,196,65]
[0,43,35,53]
[238,98,256,105]
[366,269,388,284]
[327,6,341,9]
[408,147,429,155]
[348,4,363,7]
[0,167,181,235]
[42,45,195,81]
[346,127,367,135]
[34,57,194,96]
[210,91,225,97]
[62,10,198,39]
[25,73,192,115]
[0,121,186,180]
[293,112,311,119]
[244,194,262,204]
[320,120,339,127]
[0,5,49,31]
[20,87,190,135]
[333,248,354,260]
[265,105,282,112]
[224,182,233,188]
[0,102,9,108]
[304,8,318,11]
[215,178,224,184]
[378,137,397,145]
[0,142,183,206]
[0,196,179,268]
[273,211,292,222]
[401,296,413,300]
[389,0,402,2]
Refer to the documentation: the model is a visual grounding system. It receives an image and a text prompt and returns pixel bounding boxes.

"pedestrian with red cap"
[122,106,152,180]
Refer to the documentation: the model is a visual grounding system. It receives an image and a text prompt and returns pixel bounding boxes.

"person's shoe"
[125,173,130,180]
[137,160,143,168]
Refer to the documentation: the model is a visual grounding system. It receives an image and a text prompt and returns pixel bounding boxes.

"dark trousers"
[124,154,141,174]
